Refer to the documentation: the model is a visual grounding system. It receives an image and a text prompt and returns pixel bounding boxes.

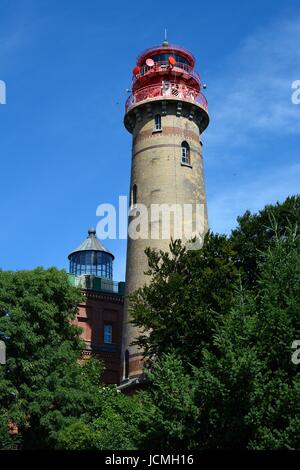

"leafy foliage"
[136,354,199,449]
[134,228,300,449]
[1,196,300,450]
[0,268,101,449]
[129,196,300,449]
[56,387,141,450]
[230,195,300,286]
[0,267,141,450]
[130,234,239,369]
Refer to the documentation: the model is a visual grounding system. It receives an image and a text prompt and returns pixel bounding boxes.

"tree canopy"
[129,196,300,449]
[0,196,299,449]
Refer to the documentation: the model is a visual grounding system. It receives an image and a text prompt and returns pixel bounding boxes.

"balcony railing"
[126,82,208,113]
[133,61,200,84]
[68,273,125,295]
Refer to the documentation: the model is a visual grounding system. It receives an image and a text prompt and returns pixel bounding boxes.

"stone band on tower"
[121,40,209,383]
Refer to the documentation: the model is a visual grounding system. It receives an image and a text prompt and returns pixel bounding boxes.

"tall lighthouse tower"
[121,39,209,383]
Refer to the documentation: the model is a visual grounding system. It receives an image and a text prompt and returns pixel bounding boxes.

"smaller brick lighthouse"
[68,228,125,384]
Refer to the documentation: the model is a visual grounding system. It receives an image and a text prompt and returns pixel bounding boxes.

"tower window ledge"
[181,162,193,169]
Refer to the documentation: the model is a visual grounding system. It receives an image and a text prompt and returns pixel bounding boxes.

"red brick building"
[68,228,125,384]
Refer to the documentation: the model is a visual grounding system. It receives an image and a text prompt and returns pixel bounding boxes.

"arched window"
[132,184,137,205]
[181,141,190,165]
[154,114,162,131]
[124,350,130,379]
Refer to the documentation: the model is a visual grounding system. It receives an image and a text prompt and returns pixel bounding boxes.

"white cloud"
[204,16,300,151]
[202,15,300,234]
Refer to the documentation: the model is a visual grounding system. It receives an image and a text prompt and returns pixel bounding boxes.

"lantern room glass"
[69,250,113,280]
[146,53,189,65]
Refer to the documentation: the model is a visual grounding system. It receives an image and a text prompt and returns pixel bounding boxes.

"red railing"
[133,61,200,84]
[125,82,208,113]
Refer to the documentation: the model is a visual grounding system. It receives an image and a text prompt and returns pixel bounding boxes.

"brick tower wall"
[122,100,208,379]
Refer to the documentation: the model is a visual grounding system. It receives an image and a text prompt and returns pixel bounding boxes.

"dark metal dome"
[68,228,114,280]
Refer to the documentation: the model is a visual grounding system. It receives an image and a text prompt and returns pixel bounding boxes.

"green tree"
[129,197,300,449]
[130,197,300,369]
[0,267,102,449]
[137,229,300,449]
[56,386,141,450]
[130,234,239,369]
[136,354,199,449]
[196,229,300,449]
[231,195,300,286]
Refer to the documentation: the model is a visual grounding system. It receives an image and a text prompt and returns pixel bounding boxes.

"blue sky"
[0,0,299,282]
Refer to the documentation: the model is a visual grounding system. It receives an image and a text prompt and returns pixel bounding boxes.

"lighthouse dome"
[68,228,114,280]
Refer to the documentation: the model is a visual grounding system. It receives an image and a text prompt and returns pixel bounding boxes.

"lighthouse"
[121,39,209,383]
[68,228,125,384]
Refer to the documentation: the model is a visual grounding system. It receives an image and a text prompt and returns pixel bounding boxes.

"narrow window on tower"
[124,349,130,379]
[103,323,113,344]
[132,184,137,205]
[154,114,162,132]
[181,141,191,165]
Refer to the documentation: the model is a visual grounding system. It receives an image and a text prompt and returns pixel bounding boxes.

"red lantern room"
[124,39,209,133]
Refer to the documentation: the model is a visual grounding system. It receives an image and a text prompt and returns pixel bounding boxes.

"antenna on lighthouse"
[163,28,169,47]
